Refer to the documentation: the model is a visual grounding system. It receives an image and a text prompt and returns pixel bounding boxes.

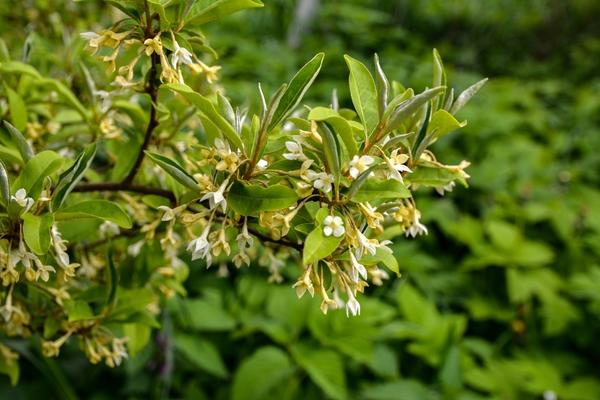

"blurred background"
[1,0,600,399]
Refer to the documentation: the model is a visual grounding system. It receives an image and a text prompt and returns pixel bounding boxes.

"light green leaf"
[54,200,132,228]
[427,109,466,140]
[185,0,264,25]
[3,120,34,162]
[303,209,343,264]
[174,333,228,378]
[374,53,389,117]
[291,343,347,400]
[344,55,379,137]
[0,60,42,78]
[360,247,399,276]
[386,86,445,133]
[0,349,19,386]
[22,213,53,255]
[164,83,244,151]
[179,298,236,331]
[145,151,198,192]
[36,78,88,120]
[5,86,27,131]
[123,323,151,357]
[450,78,488,114]
[228,181,299,216]
[362,380,433,400]
[267,52,324,131]
[232,346,293,400]
[406,165,466,188]
[308,107,358,157]
[318,122,341,193]
[13,150,63,200]
[352,179,411,203]
[64,300,94,322]
[0,160,9,207]
[432,48,446,111]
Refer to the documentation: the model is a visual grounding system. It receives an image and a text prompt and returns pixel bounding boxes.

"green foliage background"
[1,0,600,399]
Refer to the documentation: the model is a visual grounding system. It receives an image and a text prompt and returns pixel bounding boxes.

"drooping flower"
[323,215,345,238]
[406,208,428,237]
[349,251,368,282]
[345,289,361,317]
[348,155,375,179]
[170,33,193,68]
[355,229,378,258]
[201,177,229,213]
[187,224,212,266]
[11,188,34,213]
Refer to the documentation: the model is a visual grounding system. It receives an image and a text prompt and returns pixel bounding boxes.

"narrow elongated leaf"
[13,150,63,200]
[165,83,244,151]
[3,121,34,162]
[308,107,358,157]
[54,200,132,228]
[374,53,389,117]
[0,160,9,207]
[232,346,293,400]
[432,49,446,110]
[352,179,411,203]
[36,78,88,120]
[0,60,42,78]
[386,86,445,133]
[267,52,324,131]
[427,109,466,140]
[318,122,341,193]
[344,55,379,137]
[228,181,299,216]
[291,343,347,400]
[5,86,27,131]
[105,246,118,309]
[22,213,53,255]
[145,151,198,192]
[185,0,264,25]
[51,143,96,210]
[450,78,488,114]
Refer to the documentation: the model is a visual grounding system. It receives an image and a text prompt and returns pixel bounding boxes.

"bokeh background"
[1,0,600,399]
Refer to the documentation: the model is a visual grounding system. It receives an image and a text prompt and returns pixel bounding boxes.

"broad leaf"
[185,0,264,25]
[13,150,63,200]
[54,200,132,228]
[232,346,293,400]
[352,179,411,202]
[303,208,343,264]
[427,109,466,140]
[174,333,228,378]
[5,86,27,131]
[22,213,53,255]
[291,343,347,400]
[344,55,379,137]
[228,181,299,216]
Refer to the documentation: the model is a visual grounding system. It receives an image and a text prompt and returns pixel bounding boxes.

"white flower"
[383,149,412,182]
[157,205,175,221]
[283,141,307,161]
[323,215,345,237]
[257,159,268,170]
[307,171,334,193]
[99,221,120,239]
[80,32,100,41]
[170,40,193,68]
[406,209,428,238]
[201,178,229,213]
[356,230,378,258]
[348,155,374,179]
[11,188,34,213]
[435,181,456,196]
[349,251,368,282]
[127,240,145,257]
[345,290,361,317]
[187,225,212,266]
[543,391,557,400]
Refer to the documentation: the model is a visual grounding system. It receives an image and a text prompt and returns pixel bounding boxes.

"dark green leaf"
[54,200,132,228]
[228,181,299,216]
[232,346,293,400]
[145,151,198,192]
[344,54,379,137]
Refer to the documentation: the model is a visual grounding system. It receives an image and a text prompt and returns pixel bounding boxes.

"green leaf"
[3,120,34,162]
[232,346,293,400]
[267,52,324,131]
[0,60,42,78]
[174,333,228,378]
[105,246,118,309]
[122,323,151,357]
[185,0,264,25]
[432,49,447,111]
[64,300,94,322]
[13,150,63,201]
[291,343,347,400]
[450,78,488,114]
[344,54,379,137]
[22,213,53,255]
[0,160,9,207]
[362,380,433,400]
[318,122,341,193]
[51,143,96,210]
[303,209,343,264]
[360,247,399,276]
[308,107,358,157]
[36,78,88,120]
[386,86,445,133]
[374,53,389,117]
[407,165,466,188]
[164,83,244,151]
[5,86,27,131]
[352,179,411,203]
[0,350,19,386]
[54,200,132,228]
[145,151,198,192]
[179,298,236,331]
[427,109,466,140]
[228,181,299,216]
